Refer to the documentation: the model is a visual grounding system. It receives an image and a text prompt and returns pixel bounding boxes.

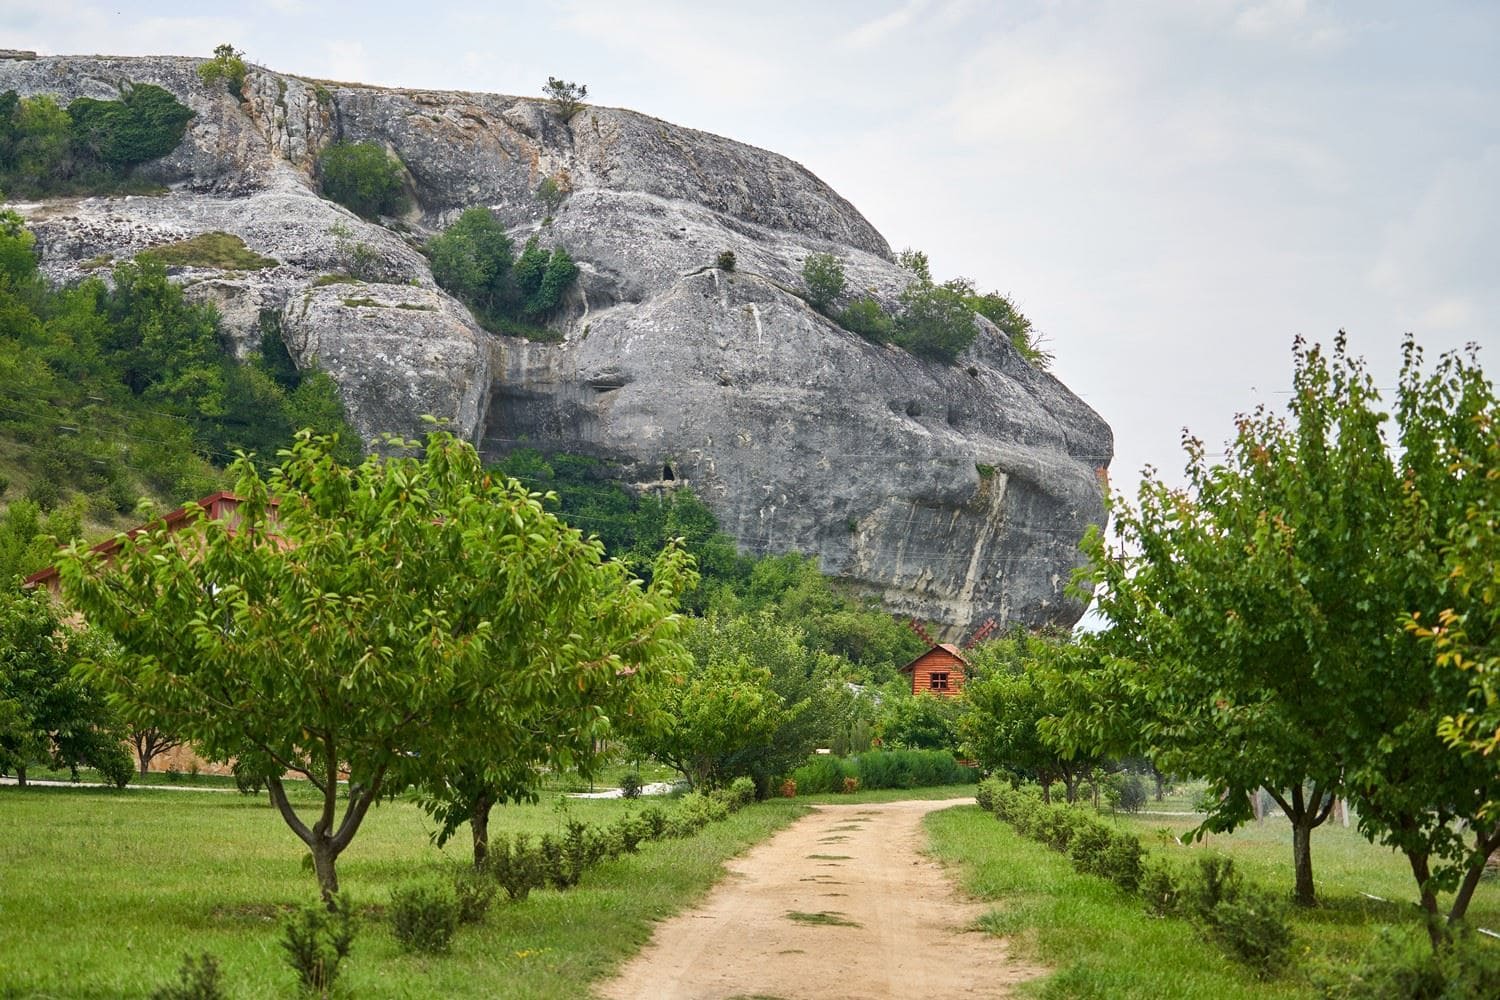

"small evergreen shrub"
[389,880,459,954]
[619,772,643,799]
[1207,889,1292,978]
[1139,857,1180,917]
[727,775,757,809]
[975,776,1005,812]
[640,805,670,839]
[716,250,737,271]
[490,833,544,902]
[281,894,355,995]
[150,953,225,1000]
[1067,820,1113,877]
[1334,926,1500,999]
[1181,854,1241,924]
[318,141,406,218]
[1100,830,1145,892]
[453,864,496,924]
[542,77,588,118]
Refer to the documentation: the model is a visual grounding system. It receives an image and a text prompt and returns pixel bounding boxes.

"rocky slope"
[0,53,1112,634]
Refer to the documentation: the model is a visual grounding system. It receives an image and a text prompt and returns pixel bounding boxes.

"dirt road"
[598,798,1041,1000]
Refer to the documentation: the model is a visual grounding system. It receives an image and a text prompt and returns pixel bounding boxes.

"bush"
[151,953,225,1000]
[453,864,496,924]
[1334,926,1500,999]
[490,833,544,902]
[1180,854,1241,925]
[542,77,588,119]
[976,776,1005,813]
[318,141,406,218]
[716,250,737,271]
[780,778,797,798]
[95,742,135,788]
[1208,889,1292,978]
[619,772,643,800]
[1100,830,1145,892]
[667,791,729,837]
[1139,857,1180,917]
[640,805,670,839]
[67,83,195,172]
[281,894,355,995]
[389,880,459,954]
[792,754,855,795]
[611,814,647,854]
[1066,819,1113,878]
[197,44,247,97]
[712,776,756,811]
[1104,772,1148,814]
[802,253,845,311]
[837,297,895,343]
[894,279,978,363]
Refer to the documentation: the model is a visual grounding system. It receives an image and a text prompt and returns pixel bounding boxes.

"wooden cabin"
[899,643,969,698]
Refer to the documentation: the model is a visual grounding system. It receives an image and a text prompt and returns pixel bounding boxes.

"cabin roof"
[23,491,255,590]
[898,642,969,674]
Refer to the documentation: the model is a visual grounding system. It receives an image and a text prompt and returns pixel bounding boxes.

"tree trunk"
[15,764,26,787]
[1446,826,1500,926]
[1403,848,1444,950]
[1291,819,1316,907]
[1154,771,1165,802]
[309,840,340,905]
[471,792,493,869]
[138,755,150,777]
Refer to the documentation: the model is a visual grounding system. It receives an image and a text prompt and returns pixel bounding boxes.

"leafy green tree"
[965,287,1053,371]
[894,278,978,364]
[878,691,961,752]
[0,587,123,785]
[837,296,894,344]
[1081,335,1500,923]
[426,207,514,318]
[960,636,1103,801]
[101,259,225,423]
[629,654,786,790]
[60,429,694,901]
[542,77,588,119]
[896,247,931,282]
[1415,412,1500,769]
[197,44,248,97]
[317,141,406,219]
[801,253,845,313]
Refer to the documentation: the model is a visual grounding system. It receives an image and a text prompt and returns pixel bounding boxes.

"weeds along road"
[599,797,1042,999]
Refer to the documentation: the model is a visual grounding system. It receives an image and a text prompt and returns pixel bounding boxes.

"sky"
[5,0,1498,494]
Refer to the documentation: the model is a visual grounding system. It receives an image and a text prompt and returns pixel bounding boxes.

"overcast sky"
[5,0,1498,493]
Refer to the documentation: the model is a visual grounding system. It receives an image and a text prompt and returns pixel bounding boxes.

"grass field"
[926,803,1500,999]
[0,785,809,998]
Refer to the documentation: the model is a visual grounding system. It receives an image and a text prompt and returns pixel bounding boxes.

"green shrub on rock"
[318,141,406,219]
[802,253,845,312]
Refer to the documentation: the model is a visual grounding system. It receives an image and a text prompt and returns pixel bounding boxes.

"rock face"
[0,53,1113,634]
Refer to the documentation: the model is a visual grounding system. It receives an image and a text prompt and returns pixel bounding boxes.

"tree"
[801,253,845,313]
[542,77,588,119]
[894,278,978,364]
[0,587,123,786]
[879,691,960,752]
[129,726,185,776]
[959,636,1102,801]
[317,141,406,219]
[629,654,786,790]
[60,428,694,901]
[197,44,248,97]
[1080,335,1500,924]
[425,207,514,318]
[965,288,1054,371]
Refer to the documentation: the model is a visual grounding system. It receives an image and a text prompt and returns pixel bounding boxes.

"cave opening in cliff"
[662,463,675,481]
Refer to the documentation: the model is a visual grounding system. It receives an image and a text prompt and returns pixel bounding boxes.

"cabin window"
[929,672,949,691]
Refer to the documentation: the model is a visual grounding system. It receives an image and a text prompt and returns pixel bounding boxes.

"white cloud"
[1232,0,1347,49]
[841,0,935,50]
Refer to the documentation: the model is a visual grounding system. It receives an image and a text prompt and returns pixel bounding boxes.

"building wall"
[909,648,966,697]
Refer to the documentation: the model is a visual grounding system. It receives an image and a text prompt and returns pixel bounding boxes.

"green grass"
[926,806,1313,998]
[926,804,1500,998]
[137,232,278,270]
[0,786,808,998]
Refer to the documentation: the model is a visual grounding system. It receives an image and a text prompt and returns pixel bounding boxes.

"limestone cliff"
[0,53,1113,634]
